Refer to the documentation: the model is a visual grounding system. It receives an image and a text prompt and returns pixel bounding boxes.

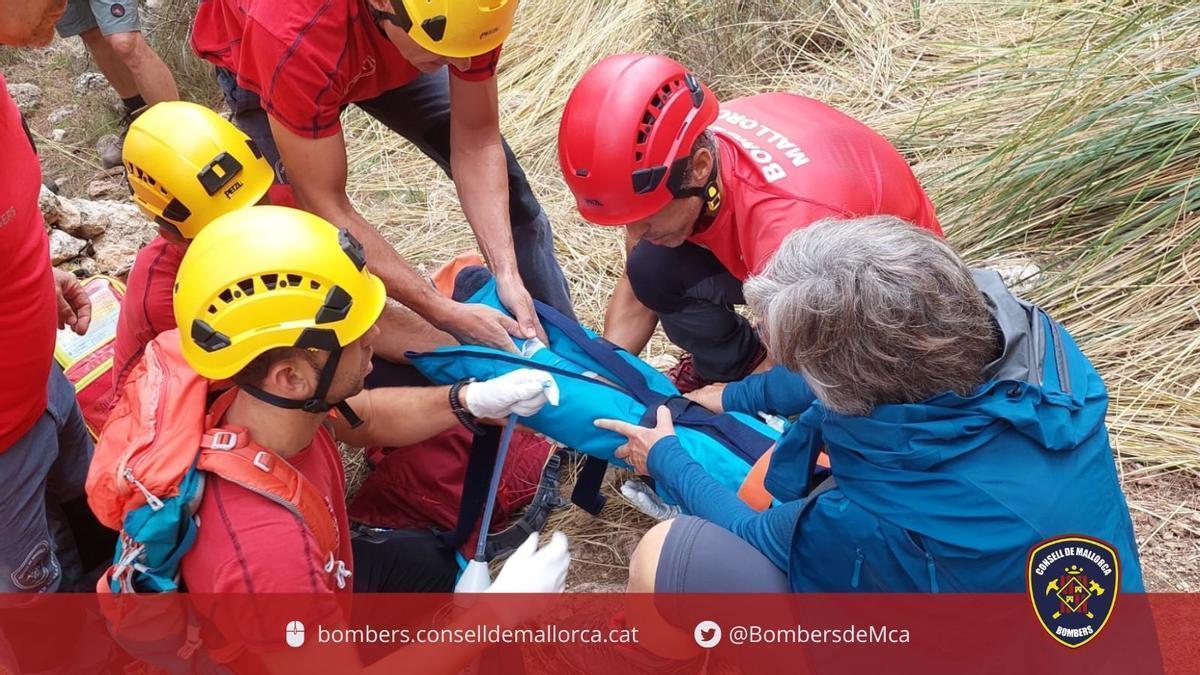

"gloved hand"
[464,369,559,419]
[620,479,681,522]
[487,532,570,594]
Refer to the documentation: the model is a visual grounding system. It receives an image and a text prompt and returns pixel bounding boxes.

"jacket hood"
[815,269,1108,473]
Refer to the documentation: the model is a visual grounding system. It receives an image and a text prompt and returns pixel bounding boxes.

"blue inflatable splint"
[408,267,779,514]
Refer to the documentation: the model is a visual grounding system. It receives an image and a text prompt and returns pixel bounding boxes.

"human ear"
[690,147,714,186]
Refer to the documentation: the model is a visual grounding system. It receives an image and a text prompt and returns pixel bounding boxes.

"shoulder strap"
[437,425,501,552]
[535,298,775,504]
[195,430,340,558]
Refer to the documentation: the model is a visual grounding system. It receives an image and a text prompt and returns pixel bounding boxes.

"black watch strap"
[449,380,485,435]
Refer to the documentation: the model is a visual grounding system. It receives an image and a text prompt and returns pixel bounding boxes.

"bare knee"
[105,31,147,61]
[628,519,675,593]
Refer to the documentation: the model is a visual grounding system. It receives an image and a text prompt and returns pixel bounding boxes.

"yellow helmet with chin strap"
[173,206,386,422]
[378,0,517,58]
[123,101,273,240]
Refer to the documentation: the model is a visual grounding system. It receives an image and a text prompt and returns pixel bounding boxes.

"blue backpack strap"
[534,300,662,401]
[536,299,775,464]
[533,299,775,512]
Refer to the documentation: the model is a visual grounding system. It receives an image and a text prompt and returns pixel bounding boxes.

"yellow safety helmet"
[123,101,274,240]
[173,206,386,392]
[378,0,517,58]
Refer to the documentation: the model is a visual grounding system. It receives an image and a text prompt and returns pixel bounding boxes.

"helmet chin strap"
[676,161,722,235]
[240,348,365,428]
[670,154,722,220]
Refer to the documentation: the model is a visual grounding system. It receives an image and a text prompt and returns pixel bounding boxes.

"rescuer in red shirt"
[0,0,112,601]
[190,0,574,357]
[558,54,943,392]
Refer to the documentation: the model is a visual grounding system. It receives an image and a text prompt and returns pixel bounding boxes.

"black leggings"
[350,526,458,593]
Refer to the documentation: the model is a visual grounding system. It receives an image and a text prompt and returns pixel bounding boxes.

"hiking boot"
[667,343,767,394]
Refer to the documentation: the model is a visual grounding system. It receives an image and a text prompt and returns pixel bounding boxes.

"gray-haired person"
[599,216,1143,600]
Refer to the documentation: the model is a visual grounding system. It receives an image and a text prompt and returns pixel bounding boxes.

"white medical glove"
[463,369,559,419]
[487,532,570,594]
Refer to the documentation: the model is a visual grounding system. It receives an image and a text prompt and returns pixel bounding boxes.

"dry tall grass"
[147,0,1199,583]
[343,0,1199,472]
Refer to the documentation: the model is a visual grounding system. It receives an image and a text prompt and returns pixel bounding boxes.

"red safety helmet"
[558,53,719,226]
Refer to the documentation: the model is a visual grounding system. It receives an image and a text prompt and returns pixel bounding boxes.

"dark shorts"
[655,515,790,593]
[626,241,762,381]
[0,366,94,594]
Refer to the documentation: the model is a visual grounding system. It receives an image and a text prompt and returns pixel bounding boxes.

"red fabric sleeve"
[114,240,181,389]
[238,20,344,139]
[450,45,502,82]
[749,198,846,275]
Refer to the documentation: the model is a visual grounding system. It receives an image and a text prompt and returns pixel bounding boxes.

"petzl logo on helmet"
[1027,535,1120,648]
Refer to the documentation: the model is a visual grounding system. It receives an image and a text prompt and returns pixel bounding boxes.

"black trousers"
[350,525,457,593]
[626,240,763,381]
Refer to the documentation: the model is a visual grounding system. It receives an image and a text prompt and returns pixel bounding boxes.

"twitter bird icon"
[694,620,721,649]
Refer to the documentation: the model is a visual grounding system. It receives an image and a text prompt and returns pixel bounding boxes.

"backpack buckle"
[209,430,238,451]
[253,451,272,473]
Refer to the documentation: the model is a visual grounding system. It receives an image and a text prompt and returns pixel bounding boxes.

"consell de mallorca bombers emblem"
[1027,535,1120,648]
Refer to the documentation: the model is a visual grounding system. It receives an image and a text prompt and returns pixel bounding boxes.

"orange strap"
[196,429,339,559]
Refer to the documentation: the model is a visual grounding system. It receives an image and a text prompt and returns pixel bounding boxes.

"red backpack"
[349,427,558,558]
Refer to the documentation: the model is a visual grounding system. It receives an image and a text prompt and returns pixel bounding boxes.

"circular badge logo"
[111,3,126,18]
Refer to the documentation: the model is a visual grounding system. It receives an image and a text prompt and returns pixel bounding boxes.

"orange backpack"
[87,328,340,594]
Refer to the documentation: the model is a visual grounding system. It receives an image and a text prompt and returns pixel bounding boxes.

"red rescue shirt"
[191,0,501,139]
[182,425,352,649]
[113,236,185,390]
[0,72,57,453]
[690,93,942,280]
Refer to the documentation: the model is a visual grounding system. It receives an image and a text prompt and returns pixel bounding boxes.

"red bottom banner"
[0,593,1193,674]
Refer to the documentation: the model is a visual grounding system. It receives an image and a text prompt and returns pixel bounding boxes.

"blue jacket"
[649,270,1145,592]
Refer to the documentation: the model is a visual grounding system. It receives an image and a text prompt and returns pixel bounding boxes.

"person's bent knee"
[628,519,675,593]
[105,31,146,60]
[625,243,684,314]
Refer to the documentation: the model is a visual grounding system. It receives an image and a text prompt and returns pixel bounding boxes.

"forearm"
[451,139,519,277]
[334,386,459,448]
[372,299,457,364]
[603,271,658,355]
[722,365,817,417]
[297,189,450,322]
[647,436,795,571]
